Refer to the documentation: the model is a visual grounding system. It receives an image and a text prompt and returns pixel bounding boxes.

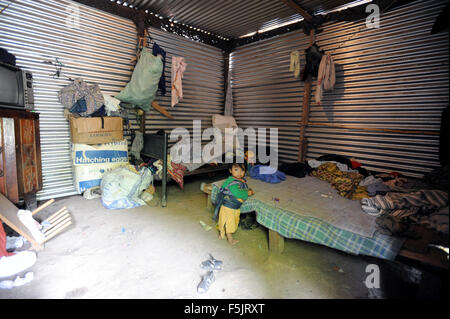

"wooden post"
[280,0,313,22]
[268,229,285,254]
[223,51,230,109]
[140,111,146,133]
[298,29,315,162]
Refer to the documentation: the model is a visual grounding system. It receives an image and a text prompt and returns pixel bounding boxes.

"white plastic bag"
[100,165,153,209]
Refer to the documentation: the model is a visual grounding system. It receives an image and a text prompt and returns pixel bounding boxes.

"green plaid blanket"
[211,183,404,260]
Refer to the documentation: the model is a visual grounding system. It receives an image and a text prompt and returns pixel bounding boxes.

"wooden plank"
[280,0,313,22]
[32,199,55,216]
[306,122,440,136]
[45,207,68,223]
[44,220,72,242]
[268,229,285,254]
[0,192,43,250]
[17,118,41,195]
[398,248,449,270]
[0,117,19,203]
[151,101,174,119]
[140,111,146,133]
[33,116,43,190]
[0,109,38,120]
[44,217,71,236]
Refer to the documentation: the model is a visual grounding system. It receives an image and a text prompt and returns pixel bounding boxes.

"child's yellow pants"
[218,206,240,234]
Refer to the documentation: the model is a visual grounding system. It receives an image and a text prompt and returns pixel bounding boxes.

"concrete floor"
[0,175,443,299]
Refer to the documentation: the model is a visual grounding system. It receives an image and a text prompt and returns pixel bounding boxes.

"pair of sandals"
[197,254,223,294]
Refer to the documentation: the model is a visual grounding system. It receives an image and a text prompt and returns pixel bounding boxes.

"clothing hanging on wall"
[301,43,324,81]
[152,42,167,96]
[315,53,336,105]
[289,50,301,78]
[171,56,187,107]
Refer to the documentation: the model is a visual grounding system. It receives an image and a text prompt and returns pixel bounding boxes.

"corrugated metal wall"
[231,0,449,178]
[230,27,309,163]
[0,0,224,200]
[144,27,224,145]
[0,0,137,200]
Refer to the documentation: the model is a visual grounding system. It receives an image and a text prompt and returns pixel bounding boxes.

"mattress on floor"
[211,176,405,261]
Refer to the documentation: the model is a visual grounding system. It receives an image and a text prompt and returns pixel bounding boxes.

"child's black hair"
[229,162,246,172]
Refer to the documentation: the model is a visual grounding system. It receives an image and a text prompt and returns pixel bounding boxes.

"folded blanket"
[365,189,448,215]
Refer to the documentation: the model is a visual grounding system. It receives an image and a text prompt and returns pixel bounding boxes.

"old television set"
[0,62,35,111]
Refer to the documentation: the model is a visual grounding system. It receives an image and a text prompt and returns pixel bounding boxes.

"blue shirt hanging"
[152,42,167,96]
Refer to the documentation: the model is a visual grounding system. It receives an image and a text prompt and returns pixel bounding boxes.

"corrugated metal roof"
[123,0,367,38]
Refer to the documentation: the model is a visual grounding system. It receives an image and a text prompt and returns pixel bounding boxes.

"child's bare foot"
[218,232,225,240]
[226,234,239,245]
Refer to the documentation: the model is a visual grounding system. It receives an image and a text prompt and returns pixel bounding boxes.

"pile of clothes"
[58,78,105,117]
[279,154,369,200]
[278,153,449,240]
[311,162,368,200]
[278,162,312,178]
[360,167,449,237]
[58,78,122,118]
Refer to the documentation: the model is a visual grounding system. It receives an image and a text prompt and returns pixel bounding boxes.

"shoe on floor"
[208,254,222,266]
[197,271,215,294]
[200,257,222,271]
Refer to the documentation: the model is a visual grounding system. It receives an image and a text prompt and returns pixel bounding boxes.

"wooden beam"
[223,51,231,113]
[305,122,440,136]
[298,29,315,162]
[151,101,174,119]
[280,0,313,22]
[31,199,55,216]
[140,112,146,133]
[398,248,449,270]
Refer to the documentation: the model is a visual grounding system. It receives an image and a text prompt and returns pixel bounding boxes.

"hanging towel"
[315,54,336,105]
[171,56,187,107]
[290,51,301,78]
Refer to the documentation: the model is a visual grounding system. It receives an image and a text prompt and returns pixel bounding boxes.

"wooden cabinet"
[0,109,42,205]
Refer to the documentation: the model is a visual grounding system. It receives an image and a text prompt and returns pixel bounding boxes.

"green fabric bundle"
[115,48,163,111]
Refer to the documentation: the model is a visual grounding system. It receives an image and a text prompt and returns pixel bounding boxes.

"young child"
[216,163,255,245]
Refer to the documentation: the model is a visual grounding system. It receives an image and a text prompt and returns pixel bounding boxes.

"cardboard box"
[69,116,123,144]
[72,139,129,193]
